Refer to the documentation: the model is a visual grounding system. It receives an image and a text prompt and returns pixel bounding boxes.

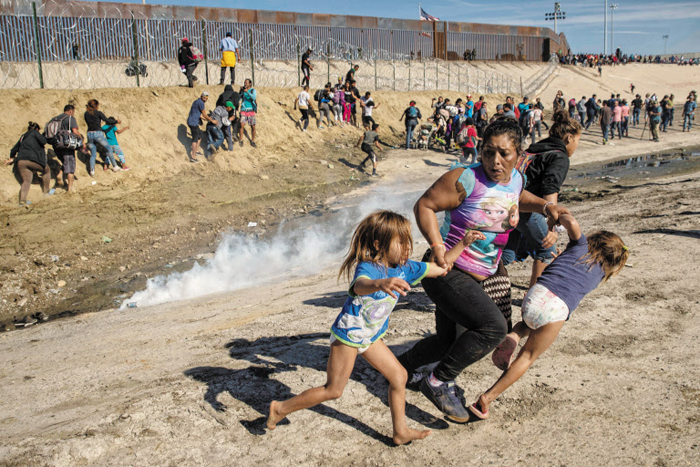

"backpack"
[189,45,204,63]
[408,106,418,118]
[332,90,341,104]
[314,89,323,102]
[515,150,536,175]
[455,124,470,146]
[445,105,458,117]
[44,115,82,149]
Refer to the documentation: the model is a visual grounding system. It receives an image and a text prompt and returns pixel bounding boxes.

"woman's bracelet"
[542,202,554,217]
[430,242,446,249]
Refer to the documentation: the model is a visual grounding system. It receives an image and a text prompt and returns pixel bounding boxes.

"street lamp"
[604,1,608,55]
[609,4,618,55]
[545,2,566,34]
[662,34,669,55]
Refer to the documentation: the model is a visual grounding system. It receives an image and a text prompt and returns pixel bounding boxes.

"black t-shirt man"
[301,51,311,71]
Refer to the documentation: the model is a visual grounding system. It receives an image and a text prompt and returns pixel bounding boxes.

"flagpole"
[419,3,421,20]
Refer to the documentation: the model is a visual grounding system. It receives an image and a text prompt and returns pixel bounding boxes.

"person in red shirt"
[506,96,520,119]
[459,117,481,164]
[474,96,485,112]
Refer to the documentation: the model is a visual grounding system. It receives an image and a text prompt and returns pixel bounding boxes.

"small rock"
[119,266,126,272]
[328,164,334,169]
[50,255,59,263]
[57,280,66,288]
[294,164,299,168]
[60,220,68,225]
[319,160,328,165]
[17,298,28,307]
[80,256,88,261]
[260,175,269,180]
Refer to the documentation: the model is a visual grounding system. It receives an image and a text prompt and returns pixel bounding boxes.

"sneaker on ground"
[419,378,471,422]
[121,165,131,171]
[239,141,244,147]
[251,141,257,148]
[90,170,95,177]
[318,126,325,129]
[111,166,122,172]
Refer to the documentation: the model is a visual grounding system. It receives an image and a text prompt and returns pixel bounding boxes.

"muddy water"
[565,146,700,189]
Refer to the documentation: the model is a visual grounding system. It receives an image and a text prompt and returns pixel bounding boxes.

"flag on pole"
[419,7,439,21]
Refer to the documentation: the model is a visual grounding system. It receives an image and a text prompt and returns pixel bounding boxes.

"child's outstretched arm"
[426,230,486,277]
[549,212,581,241]
[353,277,410,300]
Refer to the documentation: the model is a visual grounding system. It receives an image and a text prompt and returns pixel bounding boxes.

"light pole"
[662,35,669,55]
[604,0,608,55]
[545,2,566,34]
[610,4,618,55]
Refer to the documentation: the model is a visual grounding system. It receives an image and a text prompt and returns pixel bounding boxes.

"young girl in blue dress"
[267,210,485,444]
[469,212,629,419]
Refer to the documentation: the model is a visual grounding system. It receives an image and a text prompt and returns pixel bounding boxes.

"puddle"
[566,147,700,188]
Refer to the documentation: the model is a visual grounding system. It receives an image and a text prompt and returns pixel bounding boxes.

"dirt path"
[1,148,699,465]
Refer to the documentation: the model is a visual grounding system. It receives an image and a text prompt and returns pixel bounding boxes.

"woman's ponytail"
[549,109,582,140]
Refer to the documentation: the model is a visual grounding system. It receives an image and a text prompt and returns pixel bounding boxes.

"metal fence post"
[457,63,460,92]
[32,2,44,89]
[447,61,450,91]
[201,19,209,85]
[326,42,330,84]
[392,60,396,91]
[407,59,411,91]
[249,29,255,87]
[130,11,140,87]
[374,54,378,90]
[296,41,301,86]
[423,61,426,90]
[435,61,438,90]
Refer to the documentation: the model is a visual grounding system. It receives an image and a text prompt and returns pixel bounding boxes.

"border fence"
[0,0,568,91]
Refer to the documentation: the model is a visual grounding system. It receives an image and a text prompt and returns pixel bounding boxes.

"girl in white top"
[294,85,313,132]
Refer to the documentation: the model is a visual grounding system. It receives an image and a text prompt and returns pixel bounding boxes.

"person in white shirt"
[294,85,313,132]
[219,32,240,85]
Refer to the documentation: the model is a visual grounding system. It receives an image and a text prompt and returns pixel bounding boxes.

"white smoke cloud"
[121,183,428,309]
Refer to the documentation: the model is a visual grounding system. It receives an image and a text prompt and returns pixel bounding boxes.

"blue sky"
[104,0,700,55]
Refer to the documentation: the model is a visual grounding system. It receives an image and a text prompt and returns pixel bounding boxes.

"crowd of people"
[558,51,700,66]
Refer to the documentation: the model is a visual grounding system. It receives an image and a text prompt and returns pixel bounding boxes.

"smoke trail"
[121,184,425,309]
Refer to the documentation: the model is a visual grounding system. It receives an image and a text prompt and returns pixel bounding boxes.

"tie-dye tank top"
[440,164,524,278]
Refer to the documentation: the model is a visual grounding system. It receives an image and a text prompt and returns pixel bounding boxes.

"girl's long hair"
[338,211,413,283]
[579,231,629,282]
[86,99,99,115]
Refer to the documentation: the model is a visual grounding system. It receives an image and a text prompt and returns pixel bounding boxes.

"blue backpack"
[408,106,418,118]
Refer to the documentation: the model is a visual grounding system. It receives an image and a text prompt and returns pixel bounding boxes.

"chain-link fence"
[0,1,563,93]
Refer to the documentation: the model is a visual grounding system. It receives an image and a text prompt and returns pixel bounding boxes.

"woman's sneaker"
[420,377,471,422]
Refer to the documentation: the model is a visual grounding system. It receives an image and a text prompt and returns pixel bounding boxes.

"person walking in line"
[219,32,240,85]
[345,64,359,84]
[47,104,85,193]
[682,95,696,132]
[357,123,383,176]
[178,37,198,88]
[600,100,612,145]
[238,79,258,148]
[668,94,675,127]
[620,99,630,137]
[650,99,662,142]
[206,101,234,157]
[531,103,543,143]
[584,94,597,130]
[553,91,565,113]
[317,83,334,129]
[187,91,217,162]
[101,119,131,170]
[84,99,118,175]
[360,91,380,129]
[643,93,651,124]
[5,122,55,205]
[610,101,622,140]
[332,83,345,127]
[631,94,642,126]
[576,96,586,124]
[216,85,240,151]
[342,81,353,125]
[535,98,549,130]
[400,100,422,149]
[301,48,313,87]
[660,95,671,132]
[294,85,313,132]
[348,81,361,127]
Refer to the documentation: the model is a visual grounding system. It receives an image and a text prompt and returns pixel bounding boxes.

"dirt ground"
[1,63,699,465]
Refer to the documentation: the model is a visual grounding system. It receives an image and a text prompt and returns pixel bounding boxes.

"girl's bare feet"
[492,333,519,371]
[393,427,431,446]
[266,400,285,430]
